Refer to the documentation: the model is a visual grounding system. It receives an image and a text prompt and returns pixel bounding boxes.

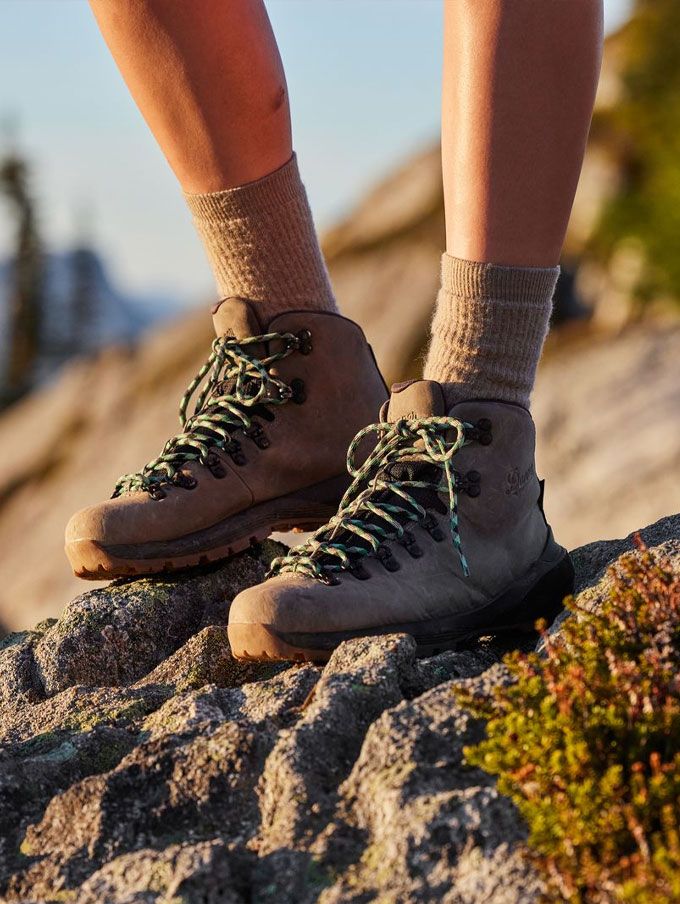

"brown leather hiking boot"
[65,298,388,578]
[228,379,574,662]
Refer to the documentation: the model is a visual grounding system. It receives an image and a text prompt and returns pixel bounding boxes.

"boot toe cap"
[65,494,149,547]
[65,502,111,546]
[228,574,317,634]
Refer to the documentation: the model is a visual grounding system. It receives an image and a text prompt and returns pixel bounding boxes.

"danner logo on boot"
[505,464,534,496]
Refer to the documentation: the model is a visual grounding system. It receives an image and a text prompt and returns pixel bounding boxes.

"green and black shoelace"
[113,330,306,499]
[269,415,476,583]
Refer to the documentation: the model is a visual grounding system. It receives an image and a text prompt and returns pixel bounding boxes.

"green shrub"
[457,539,680,903]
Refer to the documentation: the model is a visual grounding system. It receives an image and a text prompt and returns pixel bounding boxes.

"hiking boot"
[228,379,574,661]
[65,298,388,578]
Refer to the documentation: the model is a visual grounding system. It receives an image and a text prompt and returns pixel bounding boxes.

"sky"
[0,0,632,308]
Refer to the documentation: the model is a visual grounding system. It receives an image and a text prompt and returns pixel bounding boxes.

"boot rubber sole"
[66,473,348,580]
[228,542,574,663]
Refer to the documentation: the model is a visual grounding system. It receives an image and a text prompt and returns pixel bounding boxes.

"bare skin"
[89,0,291,193]
[91,1,602,260]
[443,0,604,267]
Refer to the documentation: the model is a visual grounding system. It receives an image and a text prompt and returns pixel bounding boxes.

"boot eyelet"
[225,440,247,466]
[350,562,371,581]
[290,378,306,404]
[321,572,340,586]
[148,484,166,501]
[474,418,493,445]
[206,453,227,479]
[173,473,198,490]
[421,515,445,542]
[296,329,313,355]
[377,545,400,572]
[456,470,482,497]
[400,530,423,558]
[245,423,270,449]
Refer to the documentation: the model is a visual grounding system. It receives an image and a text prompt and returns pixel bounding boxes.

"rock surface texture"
[0,515,677,903]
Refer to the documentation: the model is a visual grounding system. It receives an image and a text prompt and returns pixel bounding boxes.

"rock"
[532,323,680,550]
[257,634,416,857]
[28,540,285,698]
[570,510,680,594]
[0,620,54,707]
[135,625,282,694]
[77,841,242,904]
[547,511,680,636]
[319,680,529,904]
[0,514,676,902]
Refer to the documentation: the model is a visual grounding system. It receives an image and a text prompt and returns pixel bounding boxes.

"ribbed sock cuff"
[424,254,559,409]
[185,154,337,320]
[185,154,308,222]
[440,255,560,304]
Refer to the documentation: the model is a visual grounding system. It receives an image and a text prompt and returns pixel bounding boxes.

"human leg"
[89,0,336,317]
[227,1,603,661]
[66,2,387,578]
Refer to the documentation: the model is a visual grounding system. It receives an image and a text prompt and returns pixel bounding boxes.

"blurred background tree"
[0,146,44,407]
[591,0,680,308]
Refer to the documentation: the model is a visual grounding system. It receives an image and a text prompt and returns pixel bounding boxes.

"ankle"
[185,154,338,322]
[424,254,559,410]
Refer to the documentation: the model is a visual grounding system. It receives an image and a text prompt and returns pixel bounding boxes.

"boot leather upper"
[65,299,388,548]
[229,380,555,634]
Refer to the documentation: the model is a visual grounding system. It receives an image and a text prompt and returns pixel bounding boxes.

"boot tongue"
[211,297,265,340]
[382,380,447,483]
[386,380,446,422]
[314,382,447,568]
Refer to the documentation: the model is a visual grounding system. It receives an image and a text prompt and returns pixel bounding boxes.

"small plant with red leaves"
[457,537,680,903]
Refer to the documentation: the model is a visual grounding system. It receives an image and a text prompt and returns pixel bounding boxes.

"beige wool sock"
[185,154,337,322]
[424,254,559,409]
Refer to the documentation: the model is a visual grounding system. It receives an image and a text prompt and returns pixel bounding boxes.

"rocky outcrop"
[0,514,677,903]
